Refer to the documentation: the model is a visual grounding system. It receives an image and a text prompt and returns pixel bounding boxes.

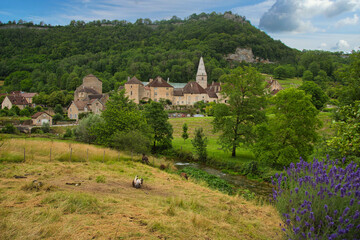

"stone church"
[67,74,109,121]
[123,57,225,105]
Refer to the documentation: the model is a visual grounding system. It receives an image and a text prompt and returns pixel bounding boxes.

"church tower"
[196,57,207,89]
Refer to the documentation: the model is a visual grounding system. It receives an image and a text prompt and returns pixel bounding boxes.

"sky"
[0,0,359,52]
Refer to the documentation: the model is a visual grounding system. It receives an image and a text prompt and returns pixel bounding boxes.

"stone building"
[266,78,283,95]
[1,92,38,109]
[31,111,53,126]
[1,95,29,109]
[67,74,108,121]
[123,57,225,105]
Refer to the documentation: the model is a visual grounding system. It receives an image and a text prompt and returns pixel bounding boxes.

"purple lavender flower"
[324,204,328,212]
[353,210,359,220]
[343,207,350,216]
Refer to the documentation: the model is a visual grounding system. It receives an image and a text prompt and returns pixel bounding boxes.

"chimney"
[167,77,170,83]
[128,76,130,81]
[149,78,153,83]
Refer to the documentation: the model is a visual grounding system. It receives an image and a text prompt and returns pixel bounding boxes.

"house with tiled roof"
[20,92,37,104]
[32,111,52,126]
[67,74,109,121]
[1,95,29,109]
[266,78,283,95]
[147,76,174,103]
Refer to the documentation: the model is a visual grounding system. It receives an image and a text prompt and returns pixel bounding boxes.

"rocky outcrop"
[225,48,255,63]
[225,47,273,63]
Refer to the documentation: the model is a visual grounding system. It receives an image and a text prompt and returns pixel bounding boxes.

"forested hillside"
[0,12,298,93]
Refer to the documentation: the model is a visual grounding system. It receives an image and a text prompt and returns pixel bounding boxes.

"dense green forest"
[0,12,300,94]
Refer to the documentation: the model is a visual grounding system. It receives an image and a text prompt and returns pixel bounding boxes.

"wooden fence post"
[70,148,72,162]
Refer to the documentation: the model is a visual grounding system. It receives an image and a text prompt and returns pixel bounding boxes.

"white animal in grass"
[132,176,143,189]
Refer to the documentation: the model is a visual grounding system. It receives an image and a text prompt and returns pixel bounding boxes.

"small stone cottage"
[31,112,53,126]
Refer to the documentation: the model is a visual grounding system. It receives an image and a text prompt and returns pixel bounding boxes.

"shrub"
[63,128,72,138]
[41,122,50,133]
[52,113,64,124]
[74,114,102,143]
[180,167,234,195]
[1,123,18,134]
[271,157,360,239]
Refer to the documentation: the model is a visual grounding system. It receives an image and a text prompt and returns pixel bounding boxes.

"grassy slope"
[0,138,282,240]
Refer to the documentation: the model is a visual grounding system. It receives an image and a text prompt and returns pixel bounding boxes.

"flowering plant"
[271,157,360,239]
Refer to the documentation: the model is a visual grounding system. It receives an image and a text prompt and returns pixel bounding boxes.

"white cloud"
[232,0,276,25]
[319,43,327,49]
[335,14,359,27]
[270,32,359,51]
[333,39,350,50]
[259,0,360,33]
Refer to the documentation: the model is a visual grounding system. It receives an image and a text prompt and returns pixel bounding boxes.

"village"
[0,57,282,131]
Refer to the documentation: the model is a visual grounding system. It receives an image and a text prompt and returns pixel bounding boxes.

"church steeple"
[196,57,207,89]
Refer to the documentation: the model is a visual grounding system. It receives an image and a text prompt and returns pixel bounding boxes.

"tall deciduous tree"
[213,66,266,157]
[253,88,322,168]
[94,91,149,144]
[327,101,360,161]
[144,101,173,151]
[299,81,329,110]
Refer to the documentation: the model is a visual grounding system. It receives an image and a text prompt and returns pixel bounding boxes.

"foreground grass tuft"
[42,192,102,214]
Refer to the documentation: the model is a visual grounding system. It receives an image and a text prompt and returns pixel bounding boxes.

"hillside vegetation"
[0,12,298,93]
[0,138,282,239]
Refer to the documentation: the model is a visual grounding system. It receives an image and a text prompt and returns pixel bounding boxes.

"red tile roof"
[7,95,28,105]
[183,81,207,94]
[31,111,51,119]
[147,76,173,88]
[125,76,144,85]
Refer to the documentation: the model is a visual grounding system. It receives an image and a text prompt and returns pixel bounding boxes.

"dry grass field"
[0,138,283,240]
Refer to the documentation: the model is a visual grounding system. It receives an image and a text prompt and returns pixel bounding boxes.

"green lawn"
[173,137,255,163]
[170,117,255,169]
[277,77,303,88]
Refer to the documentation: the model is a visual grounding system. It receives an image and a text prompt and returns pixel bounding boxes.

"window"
[154,87,157,90]
[155,92,157,96]
[166,88,168,90]
[75,114,77,118]
[130,91,132,96]
[70,108,72,112]
[166,93,169,96]
[70,114,72,118]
